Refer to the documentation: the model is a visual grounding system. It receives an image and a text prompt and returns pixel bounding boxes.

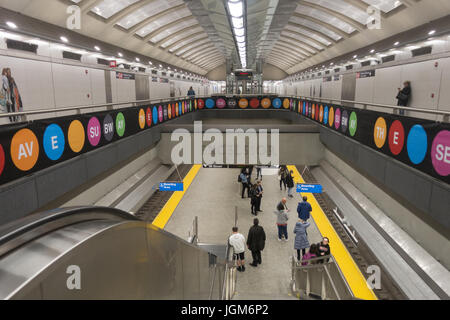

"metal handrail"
[292,95,450,117]
[0,95,210,119]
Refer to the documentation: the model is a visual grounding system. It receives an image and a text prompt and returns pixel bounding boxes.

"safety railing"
[0,95,210,120]
[290,95,450,121]
[221,243,237,300]
[291,254,354,300]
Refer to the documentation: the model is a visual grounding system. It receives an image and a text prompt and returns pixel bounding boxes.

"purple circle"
[158,106,163,123]
[431,130,450,176]
[87,117,101,146]
[335,108,341,130]
[217,98,226,109]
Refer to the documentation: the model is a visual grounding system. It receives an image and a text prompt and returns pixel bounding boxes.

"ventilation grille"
[97,58,110,66]
[334,68,341,73]
[346,65,353,70]
[382,55,395,63]
[6,39,38,53]
[412,46,432,57]
[151,70,157,75]
[63,51,81,61]
[361,60,371,67]
[325,70,330,75]
[162,72,167,76]
[138,67,146,72]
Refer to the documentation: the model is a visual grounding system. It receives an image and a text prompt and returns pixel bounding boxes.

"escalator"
[0,207,235,300]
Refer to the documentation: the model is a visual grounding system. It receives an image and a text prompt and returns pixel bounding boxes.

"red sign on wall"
[110,60,117,68]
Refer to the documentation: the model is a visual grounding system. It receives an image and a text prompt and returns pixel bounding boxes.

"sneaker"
[278,238,282,242]
[242,266,246,272]
[284,238,289,242]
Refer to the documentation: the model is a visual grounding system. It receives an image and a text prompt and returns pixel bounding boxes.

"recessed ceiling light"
[428,30,436,35]
[149,61,153,65]
[353,55,357,58]
[370,49,375,53]
[394,41,400,46]
[6,21,17,29]
[136,57,140,62]
[118,52,123,57]
[60,36,68,43]
[94,46,100,51]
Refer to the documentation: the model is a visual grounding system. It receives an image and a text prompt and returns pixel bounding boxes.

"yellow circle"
[261,98,271,109]
[239,99,249,109]
[10,128,39,171]
[374,117,387,149]
[68,120,85,153]
[328,107,335,127]
[139,109,146,129]
[283,98,290,109]
[195,99,198,110]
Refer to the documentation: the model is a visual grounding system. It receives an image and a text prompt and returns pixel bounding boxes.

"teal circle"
[407,125,428,165]
[116,112,126,137]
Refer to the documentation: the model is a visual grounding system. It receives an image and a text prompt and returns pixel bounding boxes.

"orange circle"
[68,120,85,153]
[319,105,324,122]
[10,128,39,171]
[239,99,249,109]
[168,104,172,119]
[328,107,335,127]
[261,98,271,109]
[139,109,146,129]
[283,98,290,109]
[374,117,387,149]
[312,104,316,119]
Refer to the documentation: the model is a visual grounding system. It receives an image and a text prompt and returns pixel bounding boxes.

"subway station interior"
[0,0,449,301]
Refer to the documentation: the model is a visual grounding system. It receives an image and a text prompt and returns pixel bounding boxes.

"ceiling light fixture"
[428,30,436,35]
[60,36,68,43]
[94,46,101,51]
[394,41,400,46]
[118,52,123,57]
[6,21,17,29]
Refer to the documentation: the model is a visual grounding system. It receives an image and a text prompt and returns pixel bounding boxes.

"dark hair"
[303,196,308,202]
[309,244,319,255]
[253,218,259,226]
[232,227,238,232]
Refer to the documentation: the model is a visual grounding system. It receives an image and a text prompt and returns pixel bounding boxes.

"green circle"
[116,112,126,137]
[349,112,357,137]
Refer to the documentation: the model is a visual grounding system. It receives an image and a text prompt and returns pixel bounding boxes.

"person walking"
[274,198,289,241]
[250,184,259,216]
[247,218,266,267]
[294,219,311,261]
[286,170,295,198]
[256,180,264,212]
[229,227,246,272]
[396,81,411,116]
[256,165,263,180]
[297,196,312,221]
[239,168,250,199]
[278,166,288,191]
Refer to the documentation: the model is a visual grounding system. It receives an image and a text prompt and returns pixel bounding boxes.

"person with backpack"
[286,170,295,198]
[247,218,266,267]
[239,168,250,199]
[294,219,311,261]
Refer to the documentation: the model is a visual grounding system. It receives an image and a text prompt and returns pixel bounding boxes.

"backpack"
[238,174,242,183]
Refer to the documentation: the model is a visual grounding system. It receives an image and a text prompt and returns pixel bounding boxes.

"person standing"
[256,180,264,212]
[187,86,196,97]
[248,166,254,183]
[256,165,262,181]
[294,219,311,261]
[278,166,288,191]
[396,81,411,116]
[229,227,246,272]
[250,184,259,216]
[239,169,250,199]
[286,170,295,198]
[247,218,266,267]
[274,198,289,241]
[1,68,13,122]
[297,196,312,221]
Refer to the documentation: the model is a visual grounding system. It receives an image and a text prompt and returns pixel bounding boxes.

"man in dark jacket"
[297,196,312,221]
[396,81,411,115]
[247,218,266,267]
[317,237,331,263]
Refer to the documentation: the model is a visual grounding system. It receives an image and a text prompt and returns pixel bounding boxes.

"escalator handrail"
[0,206,139,253]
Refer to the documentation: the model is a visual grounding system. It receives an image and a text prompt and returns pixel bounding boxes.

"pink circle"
[158,106,163,123]
[217,98,226,109]
[431,130,450,176]
[87,117,101,146]
[335,109,341,130]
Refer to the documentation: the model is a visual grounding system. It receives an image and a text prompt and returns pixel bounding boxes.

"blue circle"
[43,124,65,161]
[179,102,183,115]
[273,98,282,109]
[303,102,306,114]
[407,125,428,165]
[324,106,329,125]
[152,107,158,125]
[206,98,215,109]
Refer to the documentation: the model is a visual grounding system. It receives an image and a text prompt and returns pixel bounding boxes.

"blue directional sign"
[159,182,184,192]
[296,184,323,194]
